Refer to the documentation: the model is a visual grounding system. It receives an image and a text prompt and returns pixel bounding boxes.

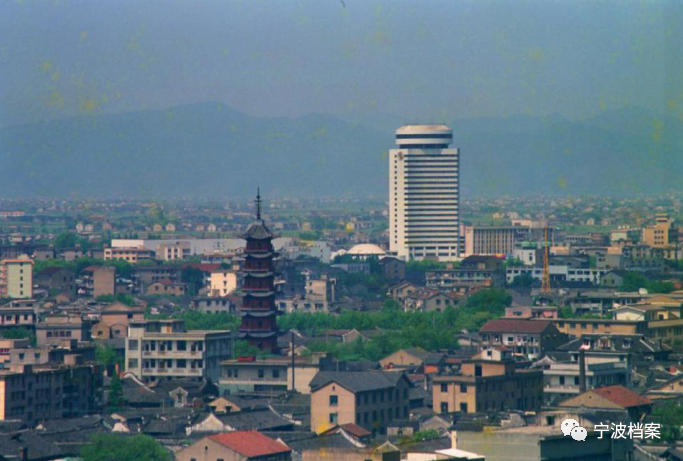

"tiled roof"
[592,385,652,408]
[208,431,291,458]
[339,423,371,438]
[310,371,409,393]
[479,319,553,334]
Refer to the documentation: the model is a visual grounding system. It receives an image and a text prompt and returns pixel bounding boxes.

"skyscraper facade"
[389,125,460,261]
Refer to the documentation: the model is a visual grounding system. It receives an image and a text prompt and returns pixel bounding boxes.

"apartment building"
[479,319,567,359]
[78,266,115,297]
[220,354,342,395]
[433,348,543,414]
[131,265,182,293]
[209,269,238,297]
[0,255,33,299]
[35,267,76,294]
[104,246,155,263]
[642,212,678,248]
[91,302,145,339]
[551,318,646,337]
[190,296,237,314]
[310,371,412,435]
[36,315,92,346]
[155,241,191,261]
[0,363,102,424]
[125,319,233,383]
[0,304,37,331]
[505,266,608,285]
[542,361,629,401]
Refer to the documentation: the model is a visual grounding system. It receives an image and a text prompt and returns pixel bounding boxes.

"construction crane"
[541,227,551,293]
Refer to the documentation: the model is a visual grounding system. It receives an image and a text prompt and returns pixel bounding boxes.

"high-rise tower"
[389,125,460,261]
[238,190,279,353]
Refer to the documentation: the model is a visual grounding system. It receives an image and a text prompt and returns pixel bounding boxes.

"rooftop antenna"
[255,188,262,220]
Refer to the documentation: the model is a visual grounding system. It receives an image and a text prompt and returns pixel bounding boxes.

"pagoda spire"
[255,188,262,220]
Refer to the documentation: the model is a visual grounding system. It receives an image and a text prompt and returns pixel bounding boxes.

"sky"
[1,0,682,128]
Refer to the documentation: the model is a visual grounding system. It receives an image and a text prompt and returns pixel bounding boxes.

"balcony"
[142,350,203,358]
[142,367,203,376]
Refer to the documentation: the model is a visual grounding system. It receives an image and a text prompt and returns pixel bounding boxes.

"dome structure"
[347,244,386,256]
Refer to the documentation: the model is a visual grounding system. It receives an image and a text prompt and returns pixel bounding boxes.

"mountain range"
[1,103,681,198]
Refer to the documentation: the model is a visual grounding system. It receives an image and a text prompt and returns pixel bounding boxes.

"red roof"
[479,319,553,334]
[592,385,652,408]
[208,431,291,458]
[183,263,220,273]
[339,423,371,438]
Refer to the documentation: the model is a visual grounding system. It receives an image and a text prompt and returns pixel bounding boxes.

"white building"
[125,319,233,383]
[389,125,459,261]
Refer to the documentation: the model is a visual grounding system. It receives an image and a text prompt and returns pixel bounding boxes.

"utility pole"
[290,331,295,392]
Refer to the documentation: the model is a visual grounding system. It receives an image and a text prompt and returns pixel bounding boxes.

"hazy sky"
[1,0,681,127]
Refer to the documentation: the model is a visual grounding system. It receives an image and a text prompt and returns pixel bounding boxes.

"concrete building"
[389,125,459,261]
[35,267,76,295]
[464,226,518,257]
[0,304,36,332]
[433,348,543,414]
[36,315,92,346]
[479,319,567,359]
[91,302,145,339]
[209,269,238,297]
[0,255,33,299]
[155,241,190,261]
[542,361,629,400]
[125,319,232,383]
[131,265,182,293]
[642,212,678,248]
[78,266,115,297]
[219,354,341,395]
[190,296,237,314]
[310,371,412,435]
[551,318,646,337]
[505,265,607,285]
[103,246,155,263]
[0,363,102,424]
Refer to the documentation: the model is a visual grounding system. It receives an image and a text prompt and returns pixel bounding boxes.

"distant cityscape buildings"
[389,125,460,261]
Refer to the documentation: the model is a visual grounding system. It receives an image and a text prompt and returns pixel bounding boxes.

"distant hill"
[0,103,681,198]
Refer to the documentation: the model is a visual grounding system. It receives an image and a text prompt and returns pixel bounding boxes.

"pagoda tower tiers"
[237,190,279,353]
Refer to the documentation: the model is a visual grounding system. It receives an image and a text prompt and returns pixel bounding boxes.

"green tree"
[652,402,683,442]
[81,434,171,461]
[181,267,205,296]
[108,374,125,410]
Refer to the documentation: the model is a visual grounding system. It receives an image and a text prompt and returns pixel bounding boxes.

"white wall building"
[389,125,460,261]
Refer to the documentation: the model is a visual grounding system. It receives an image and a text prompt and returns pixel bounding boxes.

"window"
[441,383,448,393]
[329,413,338,424]
[460,384,467,393]
[129,340,139,350]
[329,395,338,406]
[128,359,138,368]
[258,369,264,378]
[273,369,280,378]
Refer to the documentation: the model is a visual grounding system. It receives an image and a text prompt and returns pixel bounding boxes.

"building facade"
[389,125,459,261]
[0,256,33,299]
[125,319,233,383]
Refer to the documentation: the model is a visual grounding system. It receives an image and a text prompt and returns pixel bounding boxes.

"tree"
[181,267,205,296]
[511,273,534,287]
[652,402,683,442]
[81,434,171,461]
[108,374,125,410]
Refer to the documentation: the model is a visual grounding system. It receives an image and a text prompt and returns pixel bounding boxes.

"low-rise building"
[190,296,237,314]
[433,348,543,414]
[35,267,76,295]
[219,353,342,395]
[36,315,92,346]
[309,371,412,435]
[551,318,646,337]
[479,319,567,359]
[104,246,155,263]
[176,431,292,461]
[125,319,232,383]
[146,278,187,296]
[542,361,629,401]
[91,302,145,339]
[0,304,36,331]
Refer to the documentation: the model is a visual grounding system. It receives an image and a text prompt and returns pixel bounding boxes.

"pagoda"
[237,190,279,352]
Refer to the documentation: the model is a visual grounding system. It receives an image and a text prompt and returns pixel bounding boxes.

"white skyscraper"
[389,125,460,261]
